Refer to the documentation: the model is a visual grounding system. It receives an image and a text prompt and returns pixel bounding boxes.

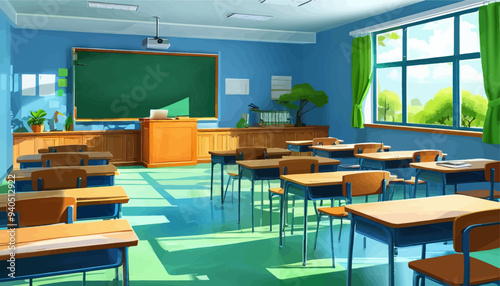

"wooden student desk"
[409,158,497,198]
[209,148,291,204]
[17,151,113,169]
[0,219,138,286]
[0,186,129,220]
[286,139,344,152]
[236,156,340,232]
[356,150,447,171]
[344,195,500,286]
[309,143,391,158]
[9,165,119,192]
[279,170,393,266]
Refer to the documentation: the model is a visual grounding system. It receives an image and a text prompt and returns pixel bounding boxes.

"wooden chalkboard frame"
[72,48,218,122]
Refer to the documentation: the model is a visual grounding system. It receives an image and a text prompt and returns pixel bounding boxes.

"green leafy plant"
[27,109,47,127]
[377,32,400,47]
[277,83,329,127]
[64,115,74,131]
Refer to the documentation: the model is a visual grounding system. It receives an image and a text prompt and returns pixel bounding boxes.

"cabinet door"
[37,137,61,150]
[315,129,329,138]
[13,138,36,169]
[197,133,214,158]
[254,132,271,147]
[61,136,83,145]
[125,133,141,162]
[295,131,315,140]
[106,134,126,162]
[83,135,105,151]
[272,132,296,148]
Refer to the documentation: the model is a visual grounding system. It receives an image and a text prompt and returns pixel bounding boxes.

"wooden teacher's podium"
[140,118,198,168]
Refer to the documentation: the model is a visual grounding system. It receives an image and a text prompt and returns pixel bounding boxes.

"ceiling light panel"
[87,1,139,11]
[227,13,272,21]
[260,0,313,6]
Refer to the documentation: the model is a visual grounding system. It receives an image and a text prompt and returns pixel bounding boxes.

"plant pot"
[31,124,45,133]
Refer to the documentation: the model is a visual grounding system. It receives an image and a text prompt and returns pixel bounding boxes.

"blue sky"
[376,11,486,107]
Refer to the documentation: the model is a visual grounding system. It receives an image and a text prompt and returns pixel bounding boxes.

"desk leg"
[251,177,255,233]
[210,161,214,200]
[388,233,395,286]
[221,163,224,205]
[302,195,308,266]
[279,184,286,248]
[238,167,242,224]
[123,247,129,286]
[347,217,356,286]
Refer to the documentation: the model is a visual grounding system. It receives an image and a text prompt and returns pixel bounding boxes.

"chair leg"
[314,213,322,250]
[338,217,343,242]
[231,179,235,203]
[425,182,429,197]
[403,184,407,199]
[330,216,335,268]
[30,279,33,286]
[363,236,366,249]
[269,193,273,232]
[261,181,264,219]
[223,176,232,204]
[83,272,86,286]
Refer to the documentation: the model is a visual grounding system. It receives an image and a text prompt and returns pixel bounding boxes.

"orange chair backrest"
[31,168,88,191]
[48,145,88,152]
[15,196,77,227]
[342,171,390,197]
[41,153,89,167]
[278,158,319,175]
[353,143,383,155]
[412,150,444,162]
[236,147,267,160]
[485,161,500,182]
[453,208,500,253]
[312,137,339,146]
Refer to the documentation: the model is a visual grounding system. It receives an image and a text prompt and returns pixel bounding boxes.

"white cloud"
[388,68,400,79]
[408,18,454,59]
[460,20,480,54]
[408,65,430,80]
[432,64,452,79]
[378,47,402,62]
[461,64,483,83]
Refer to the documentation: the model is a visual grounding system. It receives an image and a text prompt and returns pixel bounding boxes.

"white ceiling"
[1,0,428,43]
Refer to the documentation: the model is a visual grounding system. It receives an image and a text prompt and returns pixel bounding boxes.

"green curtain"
[351,35,373,128]
[479,2,500,144]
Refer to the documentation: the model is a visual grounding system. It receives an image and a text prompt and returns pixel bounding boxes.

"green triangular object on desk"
[236,117,247,128]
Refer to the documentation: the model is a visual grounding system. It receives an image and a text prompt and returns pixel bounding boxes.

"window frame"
[372,8,483,131]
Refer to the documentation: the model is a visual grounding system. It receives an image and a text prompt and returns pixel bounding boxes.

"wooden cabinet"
[140,119,198,168]
[196,126,329,163]
[13,130,141,169]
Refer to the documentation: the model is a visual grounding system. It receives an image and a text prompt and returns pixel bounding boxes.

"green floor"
[1,164,499,285]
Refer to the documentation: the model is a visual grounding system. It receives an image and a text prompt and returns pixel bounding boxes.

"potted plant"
[27,109,47,132]
[277,83,329,127]
[64,115,74,131]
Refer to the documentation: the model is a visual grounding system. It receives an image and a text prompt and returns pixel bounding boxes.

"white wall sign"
[226,78,249,95]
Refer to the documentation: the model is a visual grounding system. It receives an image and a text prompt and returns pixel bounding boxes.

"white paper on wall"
[271,75,292,100]
[39,74,56,96]
[21,74,36,96]
[226,78,249,95]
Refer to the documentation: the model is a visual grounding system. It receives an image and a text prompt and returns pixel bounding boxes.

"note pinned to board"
[225,78,249,95]
[58,68,68,77]
[58,79,67,87]
[21,74,36,96]
[39,74,56,96]
[271,75,292,100]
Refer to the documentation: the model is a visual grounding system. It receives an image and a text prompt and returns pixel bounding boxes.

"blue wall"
[10,29,304,130]
[301,1,500,161]
[0,11,12,180]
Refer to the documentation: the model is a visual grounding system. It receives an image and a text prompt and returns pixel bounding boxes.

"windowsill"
[364,123,482,138]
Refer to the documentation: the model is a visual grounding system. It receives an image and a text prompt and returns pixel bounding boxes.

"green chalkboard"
[74,49,217,119]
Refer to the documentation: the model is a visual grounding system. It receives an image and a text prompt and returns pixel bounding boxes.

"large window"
[373,10,487,130]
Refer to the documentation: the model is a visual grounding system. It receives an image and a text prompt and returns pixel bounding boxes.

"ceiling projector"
[143,16,170,50]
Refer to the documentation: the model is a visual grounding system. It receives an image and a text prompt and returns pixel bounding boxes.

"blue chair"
[268,158,319,233]
[408,208,500,286]
[224,147,269,204]
[314,171,390,268]
[31,168,87,191]
[48,144,87,152]
[41,153,89,167]
[457,161,500,200]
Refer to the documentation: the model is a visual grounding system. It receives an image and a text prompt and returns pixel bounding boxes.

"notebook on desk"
[149,109,169,120]
[436,161,472,168]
